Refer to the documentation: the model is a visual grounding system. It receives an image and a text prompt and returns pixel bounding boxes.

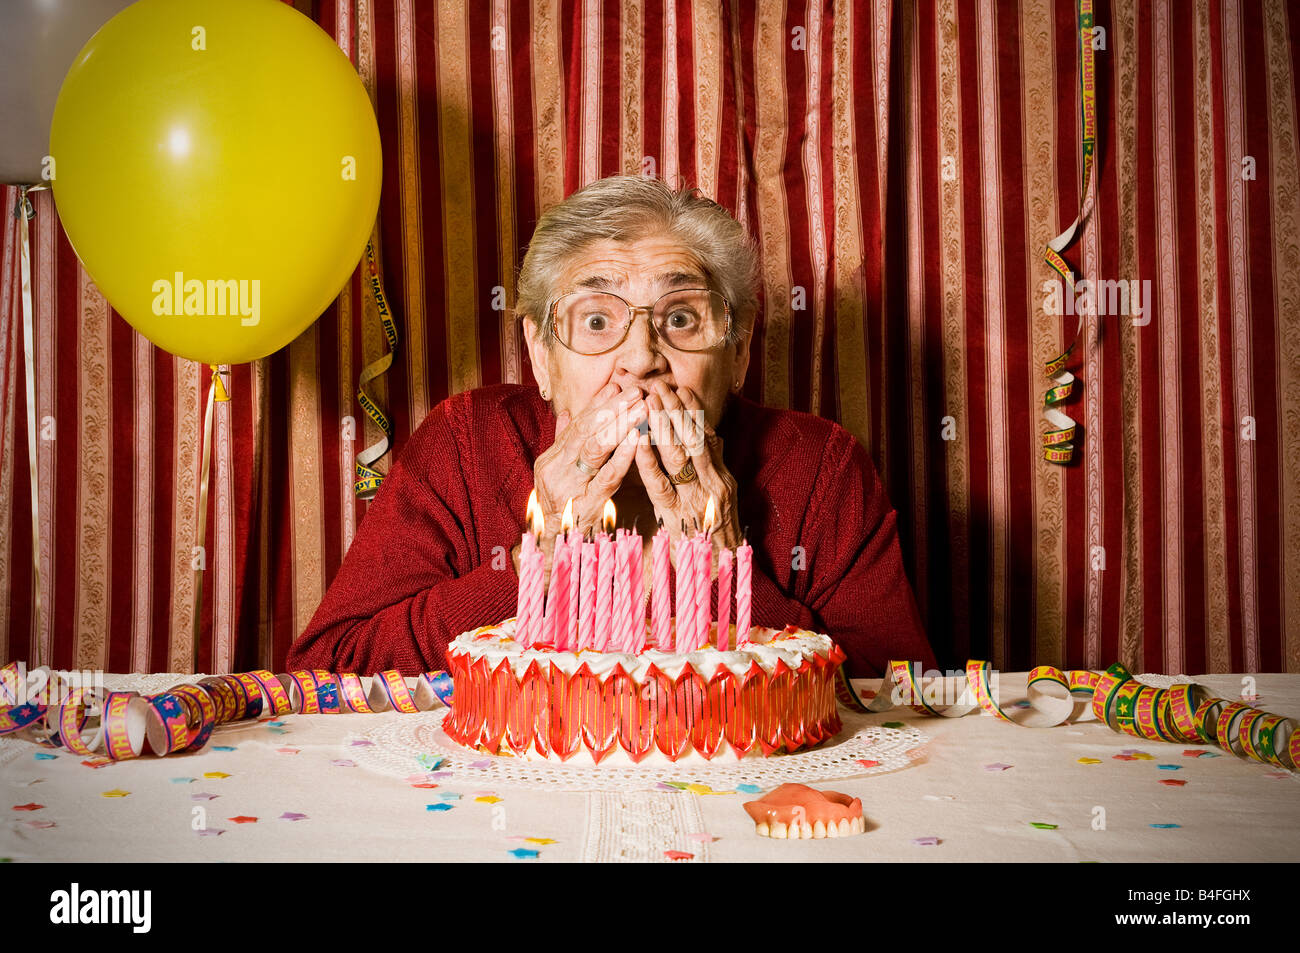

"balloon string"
[191,367,227,670]
[15,186,44,662]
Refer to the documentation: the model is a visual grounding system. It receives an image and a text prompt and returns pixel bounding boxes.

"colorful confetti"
[227,816,258,824]
[468,760,492,769]
[33,753,56,761]
[1156,764,1182,770]
[212,746,236,752]
[1149,823,1181,829]
[1159,779,1187,787]
[81,759,112,769]
[11,803,43,811]
[426,803,453,812]
[25,820,55,830]
[684,783,712,795]
[189,792,219,801]
[267,728,289,735]
[279,812,308,821]
[524,837,557,845]
[882,721,905,729]
[410,783,438,790]
[330,759,356,768]
[508,848,539,859]
[1132,753,1155,761]
[169,777,195,784]
[202,772,230,779]
[349,739,374,747]
[1113,754,1136,761]
[195,828,225,837]
[416,754,446,771]
[664,850,694,861]
[267,721,287,727]
[101,789,130,798]
[911,836,941,846]
[1183,749,1210,757]
[856,759,881,769]
[475,795,502,804]
[1076,757,1101,765]
[736,783,762,794]
[436,792,462,801]
[276,748,300,755]
[1030,822,1058,830]
[984,763,1013,772]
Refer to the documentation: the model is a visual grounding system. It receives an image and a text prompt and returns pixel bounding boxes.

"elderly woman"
[288,175,936,677]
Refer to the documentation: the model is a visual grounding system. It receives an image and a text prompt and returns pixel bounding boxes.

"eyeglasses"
[548,288,732,356]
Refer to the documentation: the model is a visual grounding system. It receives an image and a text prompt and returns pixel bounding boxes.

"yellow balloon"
[49,0,381,365]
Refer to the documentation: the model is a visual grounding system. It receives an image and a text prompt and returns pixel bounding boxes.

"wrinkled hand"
[634,380,741,577]
[517,382,648,584]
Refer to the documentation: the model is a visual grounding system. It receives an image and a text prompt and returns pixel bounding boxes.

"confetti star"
[190,792,219,801]
[1112,754,1136,761]
[25,820,55,830]
[101,789,130,798]
[882,721,905,729]
[227,816,258,824]
[1159,779,1187,787]
[330,760,356,768]
[1077,757,1101,765]
[267,727,289,735]
[664,850,694,861]
[684,784,712,795]
[436,793,463,801]
[81,759,113,769]
[1149,823,1181,829]
[1156,764,1182,770]
[468,760,491,769]
[426,803,453,812]
[911,836,941,846]
[475,795,502,804]
[1030,822,1058,830]
[410,783,438,790]
[33,753,57,761]
[279,812,308,821]
[1131,753,1155,761]
[212,746,236,752]
[203,772,230,779]
[524,837,557,845]
[856,759,881,769]
[984,762,1013,772]
[349,739,374,747]
[276,748,300,755]
[508,848,539,859]
[169,777,196,784]
[12,803,43,811]
[1183,749,1210,757]
[196,828,225,837]
[736,783,762,794]
[267,721,287,727]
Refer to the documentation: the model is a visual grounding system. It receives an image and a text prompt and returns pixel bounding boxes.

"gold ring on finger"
[669,460,697,485]
[574,457,599,477]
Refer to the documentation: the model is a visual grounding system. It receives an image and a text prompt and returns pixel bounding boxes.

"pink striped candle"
[565,525,581,649]
[578,537,597,650]
[674,534,695,653]
[694,533,711,651]
[735,540,752,644]
[613,531,631,651]
[626,527,645,652]
[651,525,671,649]
[545,535,569,649]
[716,547,733,650]
[595,531,614,650]
[516,531,537,646]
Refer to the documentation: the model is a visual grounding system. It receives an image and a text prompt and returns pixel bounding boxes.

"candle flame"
[526,489,544,536]
[704,496,717,534]
[602,500,616,533]
[561,498,575,535]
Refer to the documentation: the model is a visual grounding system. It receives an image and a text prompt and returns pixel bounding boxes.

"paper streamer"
[0,662,453,763]
[353,239,399,498]
[837,660,1298,771]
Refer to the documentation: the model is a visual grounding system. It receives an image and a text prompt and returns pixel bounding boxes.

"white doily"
[582,791,710,862]
[351,709,928,792]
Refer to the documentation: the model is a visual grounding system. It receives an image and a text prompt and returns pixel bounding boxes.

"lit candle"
[651,519,671,649]
[675,529,694,653]
[543,499,573,649]
[613,527,631,652]
[735,537,752,644]
[517,491,543,646]
[716,547,733,650]
[595,502,616,650]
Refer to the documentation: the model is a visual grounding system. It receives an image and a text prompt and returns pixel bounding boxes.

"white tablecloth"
[2,672,1296,862]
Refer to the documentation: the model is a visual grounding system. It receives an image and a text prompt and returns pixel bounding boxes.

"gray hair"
[516,175,758,347]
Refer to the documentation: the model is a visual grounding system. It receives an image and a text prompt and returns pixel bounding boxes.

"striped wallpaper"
[1,0,1296,676]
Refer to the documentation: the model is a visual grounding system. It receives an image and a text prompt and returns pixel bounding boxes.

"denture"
[742,783,865,838]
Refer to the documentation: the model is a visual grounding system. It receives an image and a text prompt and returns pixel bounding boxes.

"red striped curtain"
[1,0,1296,676]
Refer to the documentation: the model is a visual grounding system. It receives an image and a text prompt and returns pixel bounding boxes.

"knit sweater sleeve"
[802,428,938,678]
[285,397,519,675]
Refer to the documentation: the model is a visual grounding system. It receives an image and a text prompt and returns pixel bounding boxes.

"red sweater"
[286,384,937,678]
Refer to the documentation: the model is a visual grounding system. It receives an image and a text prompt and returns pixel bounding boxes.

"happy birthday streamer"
[354,239,399,498]
[0,662,453,764]
[1041,0,1098,464]
[836,660,1299,771]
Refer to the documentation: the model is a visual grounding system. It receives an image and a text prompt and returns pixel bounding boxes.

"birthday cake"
[442,618,847,764]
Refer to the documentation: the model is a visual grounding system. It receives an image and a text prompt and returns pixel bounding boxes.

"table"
[2,671,1296,862]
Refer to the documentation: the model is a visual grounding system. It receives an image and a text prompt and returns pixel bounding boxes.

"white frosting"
[449,618,837,683]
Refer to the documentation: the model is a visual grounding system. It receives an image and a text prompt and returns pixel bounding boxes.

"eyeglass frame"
[546,287,734,356]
